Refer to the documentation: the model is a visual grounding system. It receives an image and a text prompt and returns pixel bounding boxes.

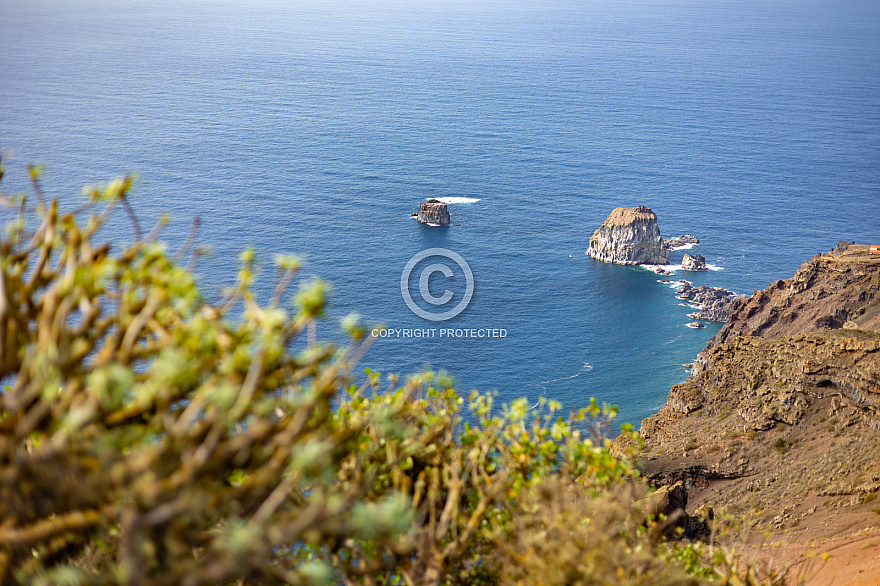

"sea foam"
[647,263,724,273]
[436,197,481,204]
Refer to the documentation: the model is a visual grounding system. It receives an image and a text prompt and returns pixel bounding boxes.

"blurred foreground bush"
[0,161,775,585]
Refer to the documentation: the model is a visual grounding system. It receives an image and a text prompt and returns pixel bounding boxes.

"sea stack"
[681,253,708,271]
[416,199,450,226]
[587,205,669,265]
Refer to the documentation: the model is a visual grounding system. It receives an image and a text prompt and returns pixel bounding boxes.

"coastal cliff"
[587,205,669,265]
[713,241,880,346]
[637,243,880,543]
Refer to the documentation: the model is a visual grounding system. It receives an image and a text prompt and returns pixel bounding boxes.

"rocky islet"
[414,199,451,226]
[681,253,708,272]
[587,205,670,265]
[587,205,734,327]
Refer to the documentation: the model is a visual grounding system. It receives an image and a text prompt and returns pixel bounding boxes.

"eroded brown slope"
[716,242,880,345]
[638,244,880,546]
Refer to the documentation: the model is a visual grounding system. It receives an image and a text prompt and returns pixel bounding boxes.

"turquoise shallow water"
[1,0,879,427]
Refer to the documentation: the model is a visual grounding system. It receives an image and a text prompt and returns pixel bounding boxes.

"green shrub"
[490,479,703,586]
[0,161,792,585]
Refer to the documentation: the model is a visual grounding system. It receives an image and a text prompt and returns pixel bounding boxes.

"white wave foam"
[651,264,724,273]
[533,362,594,386]
[539,372,583,383]
[670,242,697,250]
[530,387,547,409]
[436,197,481,204]
[642,264,672,274]
[427,223,440,227]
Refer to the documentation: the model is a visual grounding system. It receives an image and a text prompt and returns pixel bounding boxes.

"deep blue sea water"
[2,0,879,428]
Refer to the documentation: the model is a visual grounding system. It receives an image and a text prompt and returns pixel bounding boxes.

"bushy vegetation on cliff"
[0,160,792,585]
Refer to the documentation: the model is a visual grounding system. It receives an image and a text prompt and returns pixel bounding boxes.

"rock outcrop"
[677,282,740,322]
[649,330,880,426]
[416,199,450,226]
[663,234,700,249]
[587,205,669,265]
[638,481,710,540]
[681,254,708,272]
[647,266,672,276]
[637,244,880,538]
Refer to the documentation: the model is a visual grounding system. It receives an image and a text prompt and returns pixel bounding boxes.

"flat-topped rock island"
[587,205,670,265]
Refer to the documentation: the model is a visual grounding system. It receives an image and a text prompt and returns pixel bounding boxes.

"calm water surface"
[1,0,878,426]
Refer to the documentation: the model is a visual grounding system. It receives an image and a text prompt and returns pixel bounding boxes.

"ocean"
[1,0,878,428]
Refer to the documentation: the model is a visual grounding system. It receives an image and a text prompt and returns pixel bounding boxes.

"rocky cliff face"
[713,242,880,346]
[637,244,880,538]
[587,205,669,265]
[646,330,880,428]
[417,199,450,226]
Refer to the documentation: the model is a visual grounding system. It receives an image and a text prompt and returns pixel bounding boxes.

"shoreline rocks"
[663,234,700,249]
[416,199,450,226]
[646,265,672,276]
[587,205,669,265]
[676,281,741,322]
